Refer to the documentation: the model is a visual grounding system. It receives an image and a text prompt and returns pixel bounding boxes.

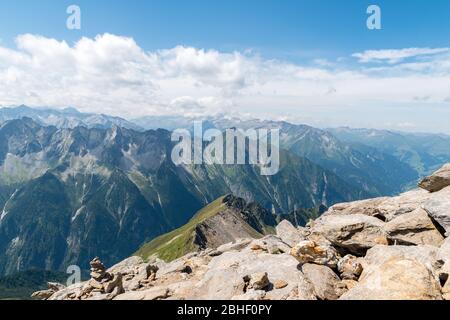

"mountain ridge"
[0,117,359,276]
[32,164,450,301]
[135,194,321,262]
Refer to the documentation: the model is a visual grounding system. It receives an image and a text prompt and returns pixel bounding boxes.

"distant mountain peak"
[0,105,143,131]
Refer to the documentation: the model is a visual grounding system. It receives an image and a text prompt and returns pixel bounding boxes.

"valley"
[0,106,450,298]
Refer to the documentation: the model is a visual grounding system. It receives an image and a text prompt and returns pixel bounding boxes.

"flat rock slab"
[419,164,450,193]
[341,244,442,300]
[114,287,170,300]
[311,214,388,256]
[193,251,314,300]
[301,263,342,300]
[423,187,450,236]
[276,220,305,247]
[384,208,444,246]
[340,257,442,300]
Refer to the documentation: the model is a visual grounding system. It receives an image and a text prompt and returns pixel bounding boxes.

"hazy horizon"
[1,1,450,133]
[2,104,450,136]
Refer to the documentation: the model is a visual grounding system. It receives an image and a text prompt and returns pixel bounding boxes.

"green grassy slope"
[135,196,228,262]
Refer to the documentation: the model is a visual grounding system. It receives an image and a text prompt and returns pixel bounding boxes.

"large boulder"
[31,289,58,300]
[276,220,305,247]
[362,245,440,275]
[301,263,344,300]
[47,282,85,300]
[311,214,388,256]
[324,189,430,222]
[249,235,291,254]
[341,245,442,300]
[384,208,444,246]
[324,197,389,219]
[419,164,450,193]
[340,257,442,300]
[375,189,430,221]
[107,256,144,275]
[194,250,315,300]
[423,187,450,236]
[215,238,253,254]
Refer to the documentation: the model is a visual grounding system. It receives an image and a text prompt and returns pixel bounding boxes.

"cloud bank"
[352,48,449,64]
[0,33,450,131]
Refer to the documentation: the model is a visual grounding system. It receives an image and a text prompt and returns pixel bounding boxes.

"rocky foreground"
[33,164,450,300]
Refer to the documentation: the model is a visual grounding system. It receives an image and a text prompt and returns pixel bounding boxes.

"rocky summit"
[33,164,450,300]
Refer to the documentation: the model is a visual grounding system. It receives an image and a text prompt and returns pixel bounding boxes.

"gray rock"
[301,263,343,300]
[107,256,144,275]
[104,273,124,295]
[134,263,159,283]
[258,235,291,254]
[157,259,189,276]
[438,237,450,262]
[47,282,85,300]
[31,282,67,300]
[47,282,66,292]
[324,197,389,218]
[419,163,450,192]
[324,190,430,222]
[31,289,55,300]
[362,245,440,276]
[216,238,252,254]
[423,187,450,236]
[276,220,305,247]
[380,189,432,221]
[114,287,171,300]
[340,257,442,300]
[194,250,309,300]
[384,208,444,246]
[311,214,388,256]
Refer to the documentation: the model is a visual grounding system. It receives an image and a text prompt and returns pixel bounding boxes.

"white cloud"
[0,33,450,132]
[352,47,449,64]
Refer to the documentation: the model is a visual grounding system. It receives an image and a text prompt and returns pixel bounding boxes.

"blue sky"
[0,0,450,133]
[1,0,449,61]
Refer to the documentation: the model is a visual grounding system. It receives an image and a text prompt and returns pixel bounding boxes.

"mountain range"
[1,106,450,278]
[0,105,142,131]
[31,163,450,301]
[0,112,359,276]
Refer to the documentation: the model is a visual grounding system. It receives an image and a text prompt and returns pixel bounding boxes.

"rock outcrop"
[31,282,66,300]
[275,220,305,247]
[33,164,450,301]
[310,214,388,255]
[418,164,450,193]
[423,187,450,236]
[384,208,444,246]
